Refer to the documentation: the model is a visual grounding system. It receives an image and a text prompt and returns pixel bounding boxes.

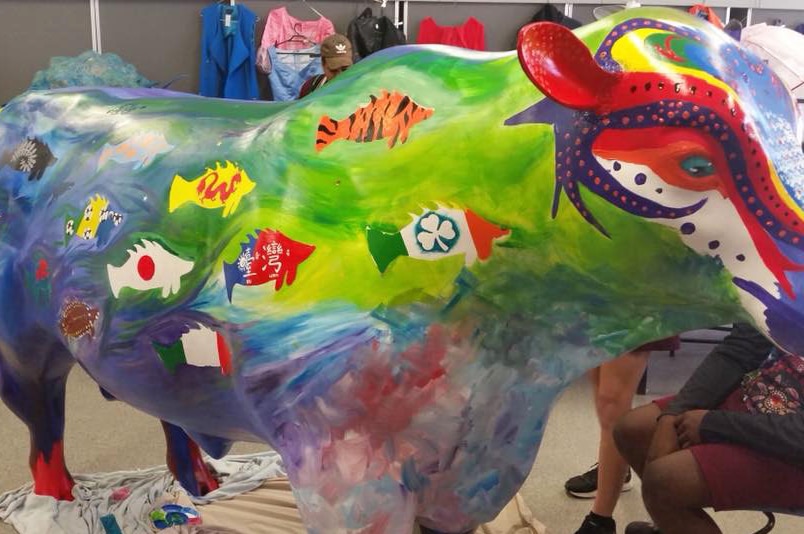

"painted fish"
[223,229,316,302]
[366,207,510,273]
[153,326,232,375]
[107,239,194,298]
[1,137,57,181]
[316,90,434,152]
[64,194,124,245]
[97,131,174,170]
[168,161,255,218]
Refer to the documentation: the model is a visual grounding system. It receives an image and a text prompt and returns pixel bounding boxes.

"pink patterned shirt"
[257,7,335,73]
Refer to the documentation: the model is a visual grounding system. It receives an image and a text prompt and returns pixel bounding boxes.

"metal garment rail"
[81,0,804,62]
[90,0,103,54]
[390,0,798,38]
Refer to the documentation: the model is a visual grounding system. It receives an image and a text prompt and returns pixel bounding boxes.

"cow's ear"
[517,22,620,111]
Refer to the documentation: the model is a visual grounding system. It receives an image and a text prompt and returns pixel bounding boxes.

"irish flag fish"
[366,207,510,273]
[168,161,256,217]
[223,229,316,302]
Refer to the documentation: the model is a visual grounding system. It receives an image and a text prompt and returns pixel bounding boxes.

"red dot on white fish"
[138,255,156,281]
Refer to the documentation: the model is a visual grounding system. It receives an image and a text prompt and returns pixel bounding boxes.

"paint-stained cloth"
[0,451,545,533]
[0,452,284,533]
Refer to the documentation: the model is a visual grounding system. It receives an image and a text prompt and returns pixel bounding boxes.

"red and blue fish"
[223,229,315,302]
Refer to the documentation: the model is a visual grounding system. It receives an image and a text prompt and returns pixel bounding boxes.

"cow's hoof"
[191,459,220,496]
[181,440,220,496]
[31,441,75,501]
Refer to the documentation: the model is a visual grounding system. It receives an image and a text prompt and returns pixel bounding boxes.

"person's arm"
[298,75,325,99]
[700,411,804,466]
[661,323,773,415]
[298,77,315,99]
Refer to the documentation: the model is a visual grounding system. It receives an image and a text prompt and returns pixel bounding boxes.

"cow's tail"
[168,174,193,213]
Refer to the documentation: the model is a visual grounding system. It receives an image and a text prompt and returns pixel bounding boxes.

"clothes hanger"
[275,22,316,48]
[218,0,237,28]
[301,0,325,20]
[275,30,320,56]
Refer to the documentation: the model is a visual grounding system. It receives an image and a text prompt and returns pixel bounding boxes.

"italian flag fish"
[153,326,233,375]
[366,207,510,273]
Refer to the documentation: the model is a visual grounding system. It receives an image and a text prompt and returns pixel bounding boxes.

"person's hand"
[646,415,680,464]
[675,410,709,449]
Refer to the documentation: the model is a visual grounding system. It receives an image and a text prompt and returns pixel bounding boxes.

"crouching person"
[613,323,804,534]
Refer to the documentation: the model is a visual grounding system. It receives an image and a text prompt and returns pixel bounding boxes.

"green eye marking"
[680,156,715,177]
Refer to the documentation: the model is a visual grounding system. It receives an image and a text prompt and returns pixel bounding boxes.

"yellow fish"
[168,161,256,218]
[75,195,109,240]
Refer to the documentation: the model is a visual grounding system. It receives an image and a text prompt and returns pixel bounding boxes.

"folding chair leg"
[637,368,648,395]
[752,512,776,534]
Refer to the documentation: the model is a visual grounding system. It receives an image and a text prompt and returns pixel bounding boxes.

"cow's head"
[507,11,804,353]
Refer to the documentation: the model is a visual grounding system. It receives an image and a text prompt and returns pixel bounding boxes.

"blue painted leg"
[161,421,220,496]
[0,331,75,500]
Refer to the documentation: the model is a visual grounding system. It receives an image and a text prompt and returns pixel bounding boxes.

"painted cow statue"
[1,7,803,534]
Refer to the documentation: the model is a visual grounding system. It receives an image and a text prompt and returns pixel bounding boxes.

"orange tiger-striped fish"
[316,91,434,152]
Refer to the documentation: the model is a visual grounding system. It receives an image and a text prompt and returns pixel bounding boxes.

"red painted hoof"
[31,441,75,501]
[189,440,219,494]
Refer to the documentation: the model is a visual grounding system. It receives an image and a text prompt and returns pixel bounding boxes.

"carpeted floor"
[1,332,801,533]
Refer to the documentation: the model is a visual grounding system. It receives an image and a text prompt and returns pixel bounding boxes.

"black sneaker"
[574,512,616,534]
[625,522,660,534]
[565,464,633,498]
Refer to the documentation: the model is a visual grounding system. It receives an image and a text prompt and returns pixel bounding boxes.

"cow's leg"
[0,332,75,500]
[160,421,220,496]
[291,477,417,534]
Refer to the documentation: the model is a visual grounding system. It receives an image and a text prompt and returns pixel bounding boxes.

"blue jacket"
[199,3,259,100]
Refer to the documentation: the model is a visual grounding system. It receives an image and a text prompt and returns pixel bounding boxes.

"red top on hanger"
[416,17,485,51]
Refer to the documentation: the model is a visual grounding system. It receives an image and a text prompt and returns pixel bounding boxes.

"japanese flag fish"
[168,161,256,218]
[107,240,194,298]
[366,207,510,273]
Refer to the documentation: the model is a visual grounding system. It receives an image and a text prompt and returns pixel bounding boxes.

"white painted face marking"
[596,155,778,329]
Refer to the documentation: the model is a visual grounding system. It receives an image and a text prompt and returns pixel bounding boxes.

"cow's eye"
[680,156,715,177]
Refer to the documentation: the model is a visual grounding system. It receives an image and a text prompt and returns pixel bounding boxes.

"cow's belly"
[249,314,589,529]
[74,338,263,444]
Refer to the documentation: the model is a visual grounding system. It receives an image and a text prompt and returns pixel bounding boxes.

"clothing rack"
[404,0,797,5]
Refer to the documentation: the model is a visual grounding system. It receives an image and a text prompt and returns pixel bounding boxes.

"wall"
[1,0,804,103]
[0,0,92,104]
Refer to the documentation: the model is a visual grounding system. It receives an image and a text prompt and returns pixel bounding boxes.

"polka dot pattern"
[594,19,702,73]
[592,16,804,218]
[511,14,804,265]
